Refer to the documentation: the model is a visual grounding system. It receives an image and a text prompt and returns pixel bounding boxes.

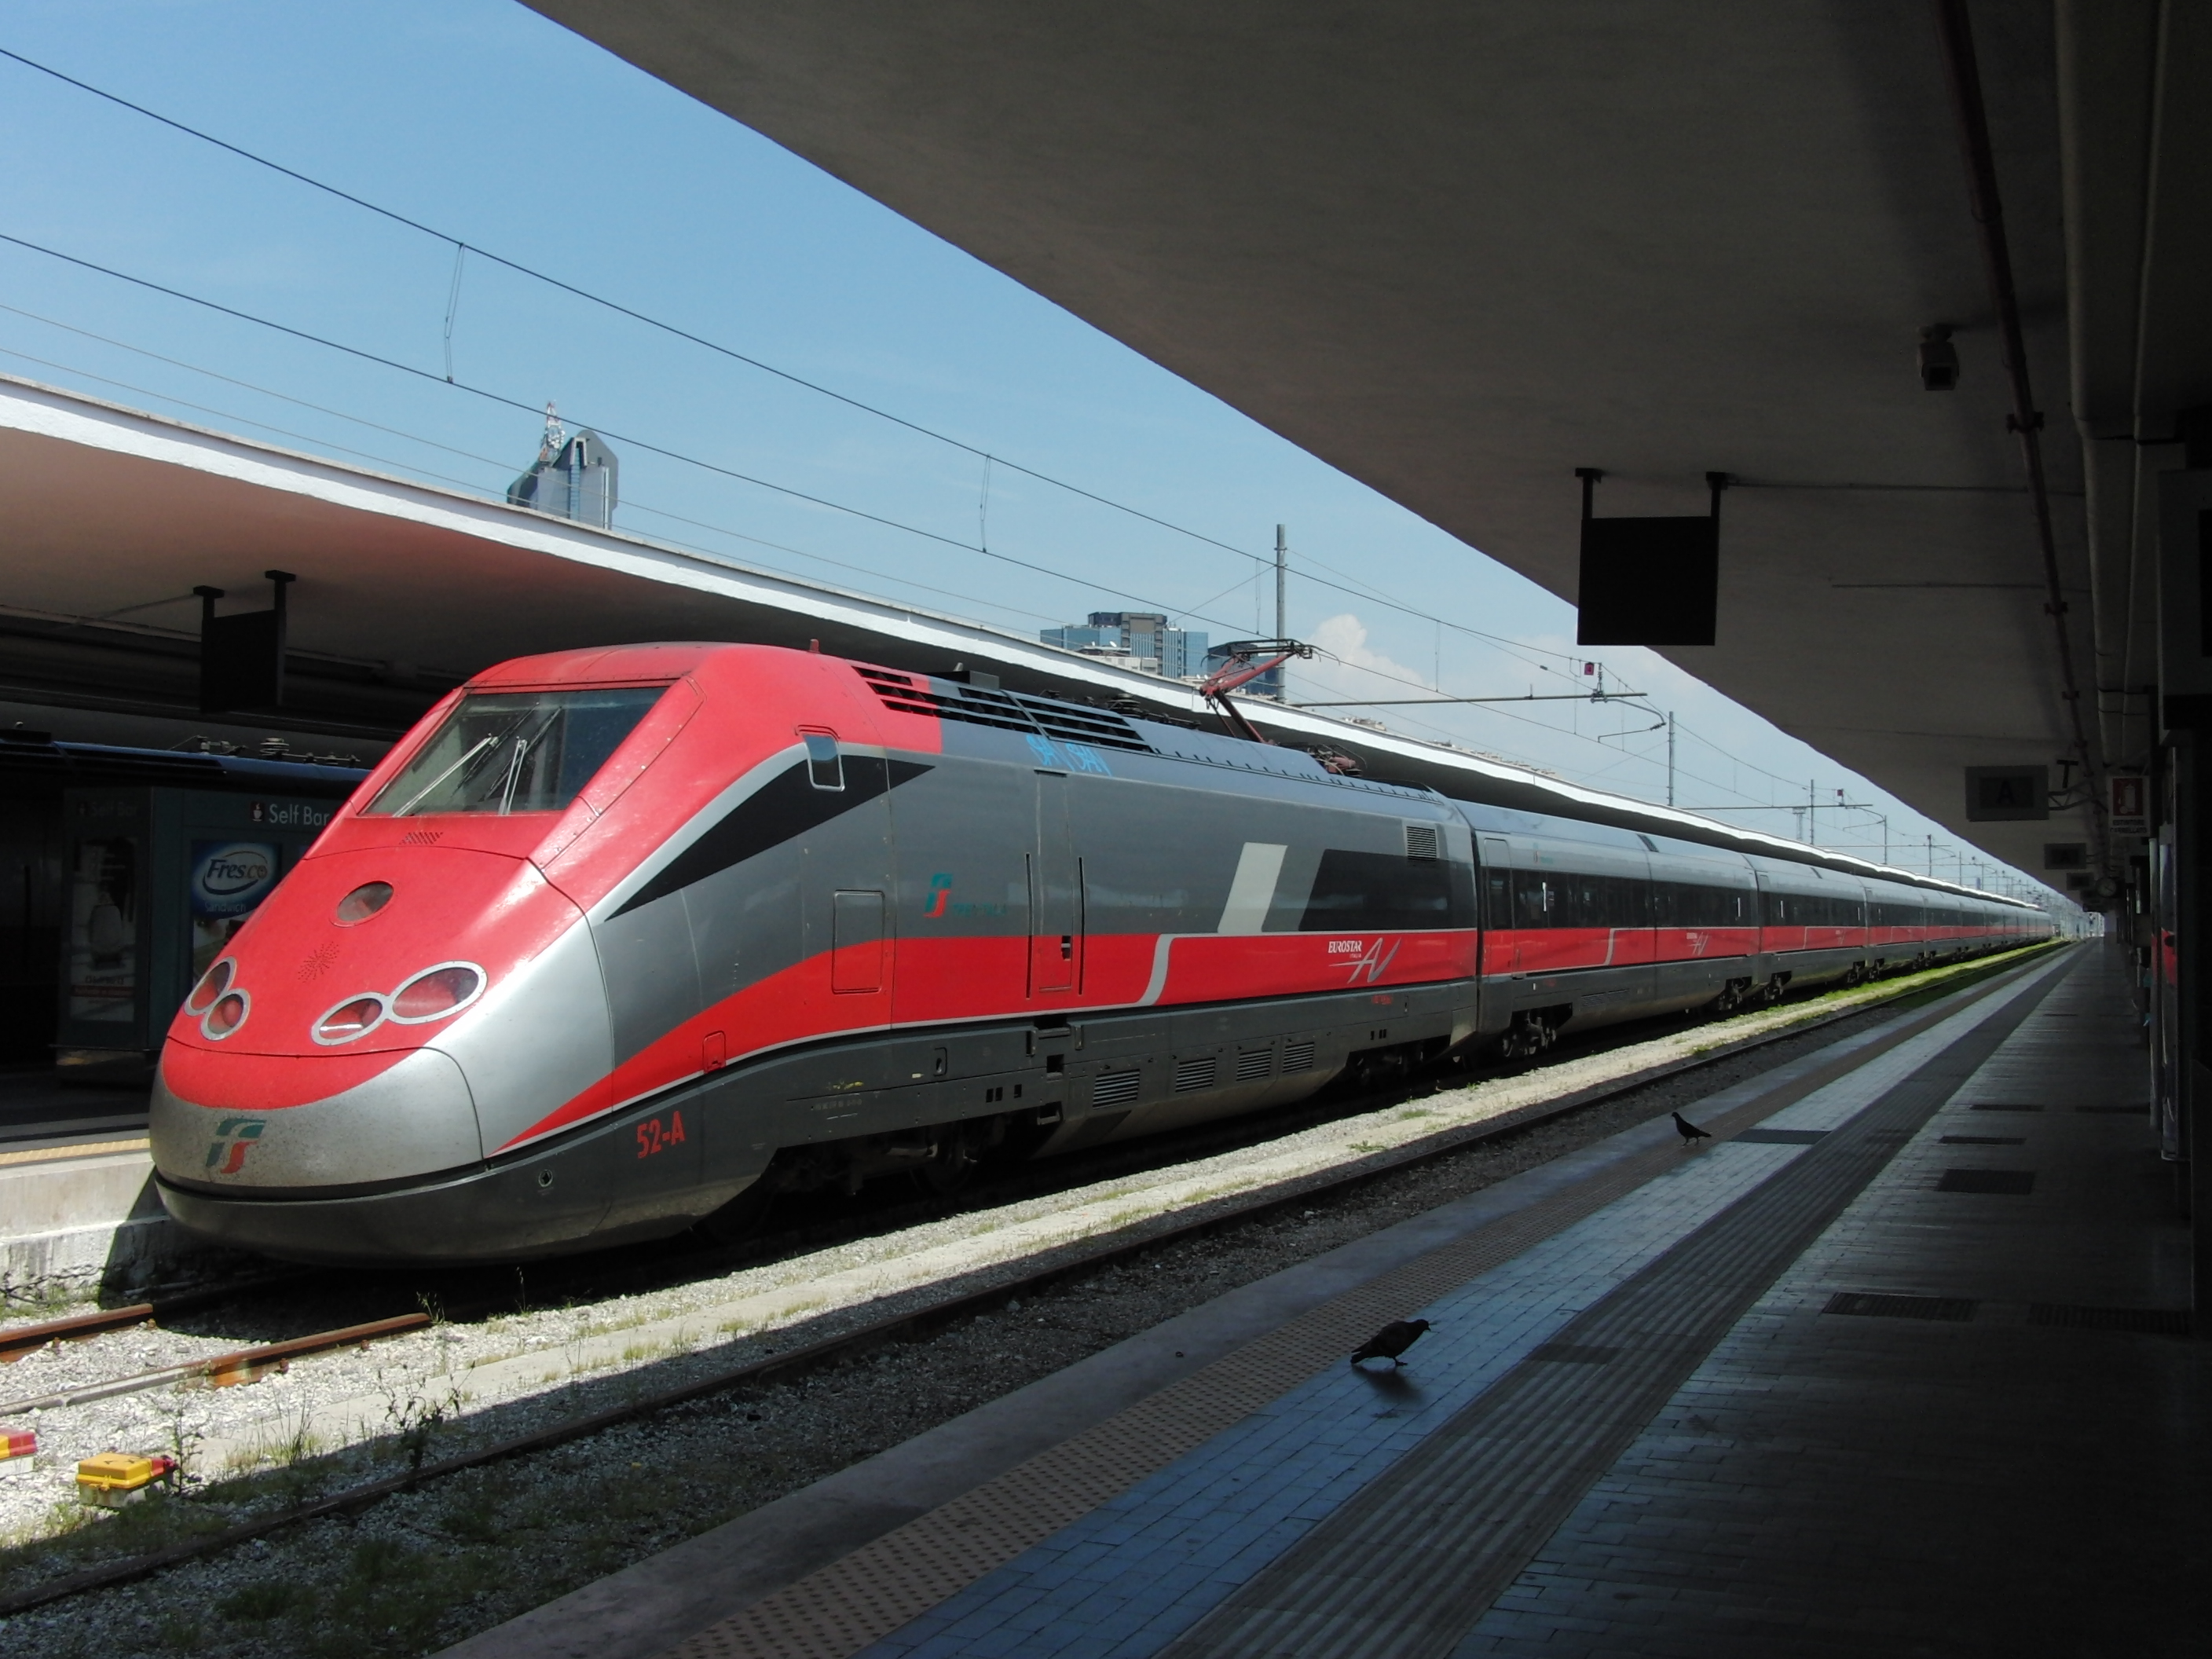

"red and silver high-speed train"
[149,643,2052,1264]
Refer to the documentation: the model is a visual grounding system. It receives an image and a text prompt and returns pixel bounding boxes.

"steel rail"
[0,942,2062,1622]
[0,1313,433,1419]
[0,1271,314,1364]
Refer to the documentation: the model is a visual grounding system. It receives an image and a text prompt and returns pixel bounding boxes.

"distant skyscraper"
[1041,612,1208,678]
[508,405,618,528]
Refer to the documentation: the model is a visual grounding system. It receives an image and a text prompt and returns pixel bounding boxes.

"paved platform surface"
[449,944,2208,1659]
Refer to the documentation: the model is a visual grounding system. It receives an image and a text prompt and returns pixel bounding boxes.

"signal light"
[185,958,233,1015]
[335,882,394,925]
[202,991,250,1040]
[313,995,386,1046]
[390,964,484,1023]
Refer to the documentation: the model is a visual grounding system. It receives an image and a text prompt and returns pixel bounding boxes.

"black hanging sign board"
[196,571,293,714]
[1573,470,1723,646]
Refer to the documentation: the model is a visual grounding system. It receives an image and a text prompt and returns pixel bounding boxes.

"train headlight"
[202,991,251,1040]
[335,882,394,925]
[389,963,485,1023]
[313,994,387,1046]
[185,958,234,1016]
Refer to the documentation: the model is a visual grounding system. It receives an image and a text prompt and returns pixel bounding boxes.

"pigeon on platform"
[1351,1318,1432,1368]
[1672,1111,1713,1144]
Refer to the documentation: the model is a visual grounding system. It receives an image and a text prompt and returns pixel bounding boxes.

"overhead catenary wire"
[0,42,1265,566]
[0,51,2055,895]
[0,284,1640,737]
[0,42,1624,690]
[0,320,1075,632]
[1304,648,1954,858]
[2,275,2022,884]
[0,228,1283,640]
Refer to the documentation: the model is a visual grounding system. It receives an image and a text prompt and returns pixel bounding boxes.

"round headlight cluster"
[188,959,251,1040]
[203,988,251,1040]
[185,958,233,1016]
[312,962,485,1046]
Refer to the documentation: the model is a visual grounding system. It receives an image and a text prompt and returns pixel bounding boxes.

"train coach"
[148,643,2052,1265]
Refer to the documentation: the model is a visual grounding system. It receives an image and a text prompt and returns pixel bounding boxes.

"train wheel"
[1497,1016,1539,1063]
[914,1127,980,1196]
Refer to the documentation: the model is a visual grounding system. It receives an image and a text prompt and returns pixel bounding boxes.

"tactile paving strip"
[0,1137,148,1168]
[663,960,2060,1659]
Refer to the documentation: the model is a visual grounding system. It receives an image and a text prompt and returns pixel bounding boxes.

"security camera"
[1919,325,1960,392]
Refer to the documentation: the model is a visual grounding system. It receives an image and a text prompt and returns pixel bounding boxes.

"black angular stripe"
[610,756,932,917]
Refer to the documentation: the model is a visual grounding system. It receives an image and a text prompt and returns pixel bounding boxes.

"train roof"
[449,641,2047,914]
[1083,681,2048,912]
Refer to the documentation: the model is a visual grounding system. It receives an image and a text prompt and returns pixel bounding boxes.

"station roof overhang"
[512,0,2208,897]
[0,372,2016,903]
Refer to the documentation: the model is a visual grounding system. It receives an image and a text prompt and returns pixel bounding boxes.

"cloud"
[1301,611,1432,700]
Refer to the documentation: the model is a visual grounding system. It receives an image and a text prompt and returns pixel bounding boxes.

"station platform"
[0,1062,147,1155]
[0,1067,182,1299]
[449,941,2209,1659]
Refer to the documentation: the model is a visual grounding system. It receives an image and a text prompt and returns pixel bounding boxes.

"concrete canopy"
[520,0,2195,892]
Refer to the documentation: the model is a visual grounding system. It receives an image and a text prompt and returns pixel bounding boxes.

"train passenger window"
[366,686,668,816]
[802,732,844,791]
[1666,881,1738,928]
[1299,848,1458,931]
[1513,870,1552,928]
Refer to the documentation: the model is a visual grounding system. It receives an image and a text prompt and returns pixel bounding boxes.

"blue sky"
[0,1,2049,898]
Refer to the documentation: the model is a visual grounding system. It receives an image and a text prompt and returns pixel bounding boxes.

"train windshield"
[366,686,668,816]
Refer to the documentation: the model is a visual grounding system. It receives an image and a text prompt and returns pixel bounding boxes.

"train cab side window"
[802,733,844,792]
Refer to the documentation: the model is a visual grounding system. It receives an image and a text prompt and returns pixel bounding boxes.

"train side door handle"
[1060,935,1073,959]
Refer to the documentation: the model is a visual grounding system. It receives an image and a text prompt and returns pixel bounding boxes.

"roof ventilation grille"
[854,666,1155,753]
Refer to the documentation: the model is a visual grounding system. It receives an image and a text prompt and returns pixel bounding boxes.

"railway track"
[0,1313,434,1416]
[0,943,2060,1624]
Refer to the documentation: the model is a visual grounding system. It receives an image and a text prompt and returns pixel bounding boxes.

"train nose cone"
[151,1047,482,1189]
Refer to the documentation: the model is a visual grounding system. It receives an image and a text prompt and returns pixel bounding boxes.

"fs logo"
[923,873,954,919]
[204,1117,266,1175]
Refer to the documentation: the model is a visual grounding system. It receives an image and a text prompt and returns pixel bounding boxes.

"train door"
[1478,836,1515,975]
[1031,771,1080,994]
[800,743,895,1023]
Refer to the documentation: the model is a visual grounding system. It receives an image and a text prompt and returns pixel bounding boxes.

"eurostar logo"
[204,1117,266,1175]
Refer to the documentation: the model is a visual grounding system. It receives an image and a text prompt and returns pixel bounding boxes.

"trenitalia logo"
[923,873,954,918]
[204,1116,266,1175]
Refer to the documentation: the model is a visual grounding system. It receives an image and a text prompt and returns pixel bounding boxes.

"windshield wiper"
[391,735,498,817]
[497,736,532,815]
